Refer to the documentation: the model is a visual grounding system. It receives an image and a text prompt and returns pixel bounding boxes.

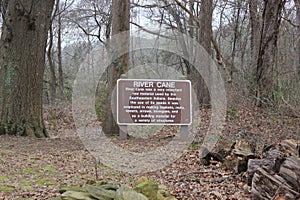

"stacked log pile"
[202,139,299,199]
[248,139,300,200]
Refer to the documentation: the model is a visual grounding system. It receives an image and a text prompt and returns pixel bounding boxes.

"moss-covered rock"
[85,184,115,200]
[59,179,177,200]
[59,186,87,194]
[156,191,165,200]
[61,191,95,200]
[135,180,158,200]
[135,176,149,185]
[115,187,148,200]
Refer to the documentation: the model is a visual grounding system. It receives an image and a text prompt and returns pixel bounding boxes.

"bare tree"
[256,0,286,106]
[0,0,54,137]
[103,0,130,135]
[47,0,60,103]
[197,0,213,106]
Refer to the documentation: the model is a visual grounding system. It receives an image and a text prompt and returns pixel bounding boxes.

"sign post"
[117,79,192,139]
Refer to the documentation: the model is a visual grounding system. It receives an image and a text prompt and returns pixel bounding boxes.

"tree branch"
[130,21,173,39]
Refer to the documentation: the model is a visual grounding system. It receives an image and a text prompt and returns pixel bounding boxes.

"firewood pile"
[201,139,300,200]
[248,139,299,200]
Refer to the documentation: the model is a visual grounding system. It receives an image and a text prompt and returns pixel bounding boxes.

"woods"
[0,0,299,199]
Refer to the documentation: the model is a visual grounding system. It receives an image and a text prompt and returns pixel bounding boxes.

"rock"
[115,187,149,200]
[136,176,149,185]
[164,197,177,200]
[99,184,119,191]
[61,191,95,200]
[85,184,115,200]
[135,180,159,200]
[59,186,87,194]
[157,191,165,200]
[158,184,168,196]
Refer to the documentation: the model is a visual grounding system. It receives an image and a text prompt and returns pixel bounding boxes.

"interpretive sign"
[117,79,192,125]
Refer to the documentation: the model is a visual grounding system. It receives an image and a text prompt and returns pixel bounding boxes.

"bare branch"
[173,0,200,27]
[131,2,175,9]
[67,17,105,44]
[282,16,299,27]
[130,21,173,39]
[211,36,232,83]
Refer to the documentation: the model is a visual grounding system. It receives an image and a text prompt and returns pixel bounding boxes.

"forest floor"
[0,102,299,200]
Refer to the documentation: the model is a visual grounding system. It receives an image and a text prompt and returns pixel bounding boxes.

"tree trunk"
[249,0,261,71]
[230,0,241,76]
[196,0,212,106]
[57,4,64,99]
[103,0,130,135]
[47,22,57,104]
[0,0,54,137]
[295,0,300,76]
[255,0,286,106]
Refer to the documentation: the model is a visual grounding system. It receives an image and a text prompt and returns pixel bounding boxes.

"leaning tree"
[0,0,54,137]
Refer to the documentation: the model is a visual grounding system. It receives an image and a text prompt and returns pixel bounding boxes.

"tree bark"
[230,0,241,76]
[249,0,261,71]
[57,3,64,99]
[196,0,212,106]
[255,0,286,106]
[0,0,54,137]
[47,22,57,104]
[103,0,130,135]
[295,0,300,76]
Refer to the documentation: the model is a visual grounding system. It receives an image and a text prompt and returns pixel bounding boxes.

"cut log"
[250,139,300,200]
[247,159,274,186]
[279,156,300,191]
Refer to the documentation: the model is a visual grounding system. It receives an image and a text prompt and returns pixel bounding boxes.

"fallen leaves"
[0,103,298,199]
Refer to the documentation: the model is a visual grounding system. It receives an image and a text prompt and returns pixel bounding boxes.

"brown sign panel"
[117,79,192,125]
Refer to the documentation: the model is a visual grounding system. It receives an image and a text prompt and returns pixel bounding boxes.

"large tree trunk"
[0,0,54,137]
[193,0,212,106]
[255,0,286,106]
[103,0,130,135]
[295,0,300,76]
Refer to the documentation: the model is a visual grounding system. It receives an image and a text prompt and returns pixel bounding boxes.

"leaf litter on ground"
[0,102,298,199]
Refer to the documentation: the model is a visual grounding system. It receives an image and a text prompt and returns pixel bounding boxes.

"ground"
[0,103,299,199]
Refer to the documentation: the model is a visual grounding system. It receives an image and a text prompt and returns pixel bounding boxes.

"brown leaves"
[0,103,298,199]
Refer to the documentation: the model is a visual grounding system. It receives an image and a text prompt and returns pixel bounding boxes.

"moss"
[36,178,54,186]
[0,185,15,194]
[22,185,33,191]
[22,168,40,175]
[0,149,14,154]
[21,179,34,185]
[0,175,8,182]
[41,166,57,173]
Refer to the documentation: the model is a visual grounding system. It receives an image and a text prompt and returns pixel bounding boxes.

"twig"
[178,170,224,177]
[180,176,236,183]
